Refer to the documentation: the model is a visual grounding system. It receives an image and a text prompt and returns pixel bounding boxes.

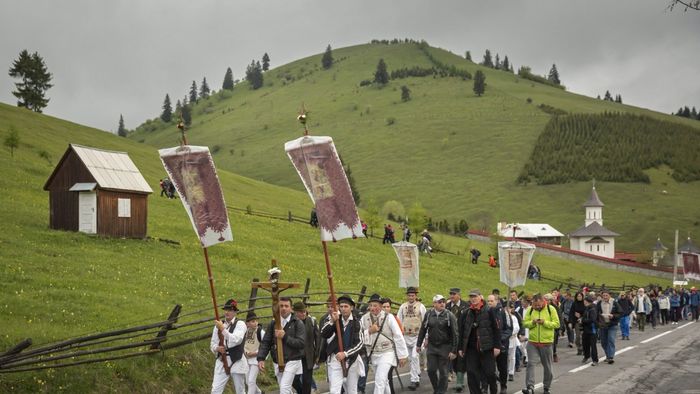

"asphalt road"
[314,319,699,394]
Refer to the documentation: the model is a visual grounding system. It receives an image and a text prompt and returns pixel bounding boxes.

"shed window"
[118,198,131,218]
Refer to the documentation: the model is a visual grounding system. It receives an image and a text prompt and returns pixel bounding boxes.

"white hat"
[432,294,445,302]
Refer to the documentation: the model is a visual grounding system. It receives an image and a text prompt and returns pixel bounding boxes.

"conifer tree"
[401,85,411,102]
[161,94,173,122]
[322,45,334,69]
[117,114,127,137]
[181,103,192,126]
[465,51,472,61]
[8,50,53,112]
[604,90,613,101]
[473,70,486,96]
[374,58,389,85]
[692,107,698,119]
[189,81,198,104]
[262,53,270,71]
[548,64,560,85]
[482,49,494,68]
[200,77,210,99]
[494,53,501,69]
[175,99,182,117]
[222,67,234,90]
[245,60,264,89]
[502,56,510,72]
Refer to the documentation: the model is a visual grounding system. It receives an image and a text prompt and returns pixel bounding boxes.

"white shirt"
[211,318,249,374]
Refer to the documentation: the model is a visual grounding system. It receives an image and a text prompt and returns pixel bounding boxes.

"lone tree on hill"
[246,60,264,89]
[222,67,234,90]
[465,51,472,61]
[481,49,494,68]
[494,53,501,69]
[3,127,20,157]
[473,70,486,96]
[200,77,210,99]
[189,81,198,104]
[502,56,510,72]
[8,49,53,113]
[548,64,561,85]
[161,94,173,122]
[262,53,270,72]
[181,103,192,126]
[615,94,623,104]
[117,114,127,137]
[604,90,613,101]
[374,58,389,85]
[322,45,334,69]
[401,85,411,102]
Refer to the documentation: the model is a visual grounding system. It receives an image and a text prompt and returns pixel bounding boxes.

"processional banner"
[285,136,363,241]
[392,242,419,288]
[159,145,232,247]
[498,241,536,288]
[682,253,700,281]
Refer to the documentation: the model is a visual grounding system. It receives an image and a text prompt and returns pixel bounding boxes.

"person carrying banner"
[362,294,408,394]
[257,297,306,394]
[321,295,366,394]
[211,299,248,394]
[417,294,458,394]
[398,287,427,391]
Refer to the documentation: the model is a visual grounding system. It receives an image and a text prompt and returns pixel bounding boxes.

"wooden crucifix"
[252,259,300,371]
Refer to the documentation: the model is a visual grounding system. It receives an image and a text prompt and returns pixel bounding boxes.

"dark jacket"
[257,314,305,364]
[569,293,586,323]
[321,314,365,367]
[417,308,459,355]
[596,299,621,328]
[446,299,468,320]
[581,304,598,335]
[301,316,321,367]
[617,297,633,316]
[496,306,513,350]
[458,303,501,353]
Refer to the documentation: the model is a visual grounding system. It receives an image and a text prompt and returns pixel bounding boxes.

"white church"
[569,185,619,258]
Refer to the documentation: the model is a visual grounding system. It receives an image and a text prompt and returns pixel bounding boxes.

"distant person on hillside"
[419,230,432,257]
[527,264,540,280]
[470,248,481,264]
[361,221,368,238]
[309,208,319,228]
[488,254,497,268]
[159,179,167,197]
[167,179,176,199]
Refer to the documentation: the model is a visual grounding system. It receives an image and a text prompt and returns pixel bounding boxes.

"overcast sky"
[1,0,698,132]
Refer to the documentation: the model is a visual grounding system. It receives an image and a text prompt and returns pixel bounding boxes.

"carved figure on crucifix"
[253,260,301,375]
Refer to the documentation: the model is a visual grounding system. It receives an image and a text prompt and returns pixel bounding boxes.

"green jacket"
[522,304,560,344]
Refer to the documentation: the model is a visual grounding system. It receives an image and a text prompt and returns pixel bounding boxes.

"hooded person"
[211,298,249,394]
[569,291,586,355]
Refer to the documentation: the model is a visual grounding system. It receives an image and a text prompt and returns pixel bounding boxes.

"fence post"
[150,304,182,350]
[249,278,260,311]
[302,278,311,305]
[288,211,293,222]
[357,285,368,307]
[0,338,32,363]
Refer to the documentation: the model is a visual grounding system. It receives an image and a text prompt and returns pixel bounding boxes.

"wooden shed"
[43,144,153,238]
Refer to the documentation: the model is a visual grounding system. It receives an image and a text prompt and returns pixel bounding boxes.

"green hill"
[130,41,700,252]
[0,101,687,392]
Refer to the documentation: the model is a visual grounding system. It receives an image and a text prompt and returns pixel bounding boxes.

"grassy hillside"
[0,103,687,392]
[129,41,700,252]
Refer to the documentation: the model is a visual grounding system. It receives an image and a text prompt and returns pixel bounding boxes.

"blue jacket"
[690,291,700,307]
[670,294,681,308]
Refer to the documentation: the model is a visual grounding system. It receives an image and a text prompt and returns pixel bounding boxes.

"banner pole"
[322,240,349,377]
[204,247,230,374]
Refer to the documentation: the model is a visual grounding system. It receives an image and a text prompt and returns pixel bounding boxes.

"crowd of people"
[210,285,699,394]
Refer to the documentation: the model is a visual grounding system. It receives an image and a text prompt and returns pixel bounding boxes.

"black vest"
[219,318,244,363]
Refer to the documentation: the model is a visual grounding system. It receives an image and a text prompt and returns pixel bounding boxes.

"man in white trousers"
[321,295,366,394]
[362,294,408,394]
[257,297,306,394]
[211,298,249,394]
[244,312,264,394]
[397,287,427,391]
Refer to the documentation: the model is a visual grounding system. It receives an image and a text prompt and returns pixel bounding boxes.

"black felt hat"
[368,293,382,303]
[223,299,239,311]
[337,294,355,306]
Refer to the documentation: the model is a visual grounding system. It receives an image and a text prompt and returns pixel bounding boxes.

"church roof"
[678,237,700,254]
[583,186,604,207]
[569,221,619,238]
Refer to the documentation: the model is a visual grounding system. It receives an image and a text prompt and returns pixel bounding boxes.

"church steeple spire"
[583,183,604,226]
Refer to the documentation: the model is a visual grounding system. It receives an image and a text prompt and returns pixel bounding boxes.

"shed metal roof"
[499,223,564,238]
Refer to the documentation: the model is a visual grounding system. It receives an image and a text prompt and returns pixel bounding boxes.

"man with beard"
[458,289,501,394]
[362,294,408,394]
[521,294,559,394]
[322,295,366,394]
[417,294,458,394]
[398,287,427,391]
